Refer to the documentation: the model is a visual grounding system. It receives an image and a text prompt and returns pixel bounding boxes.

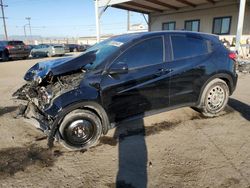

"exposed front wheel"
[198,79,229,117]
[59,109,102,150]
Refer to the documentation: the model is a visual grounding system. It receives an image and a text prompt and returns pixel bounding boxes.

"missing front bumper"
[16,101,52,135]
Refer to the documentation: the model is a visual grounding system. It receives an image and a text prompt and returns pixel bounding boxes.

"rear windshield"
[8,41,24,45]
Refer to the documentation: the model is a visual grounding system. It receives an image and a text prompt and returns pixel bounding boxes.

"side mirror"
[108,62,128,75]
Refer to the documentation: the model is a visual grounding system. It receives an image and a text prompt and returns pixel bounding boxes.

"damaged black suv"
[14,31,238,150]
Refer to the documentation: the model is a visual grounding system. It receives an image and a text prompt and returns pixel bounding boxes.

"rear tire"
[47,52,52,57]
[22,56,29,60]
[2,51,9,61]
[197,78,229,117]
[59,109,102,150]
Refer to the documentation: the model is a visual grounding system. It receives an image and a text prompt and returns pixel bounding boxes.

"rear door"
[168,33,213,106]
[101,36,171,121]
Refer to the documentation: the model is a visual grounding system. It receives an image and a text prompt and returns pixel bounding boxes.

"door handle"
[154,68,172,76]
[154,69,164,76]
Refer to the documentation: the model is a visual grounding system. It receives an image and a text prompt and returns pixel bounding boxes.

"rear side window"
[8,41,24,45]
[114,37,164,69]
[171,35,209,60]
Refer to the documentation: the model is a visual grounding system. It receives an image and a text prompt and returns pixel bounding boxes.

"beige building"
[149,1,250,43]
[97,0,250,55]
[78,34,114,45]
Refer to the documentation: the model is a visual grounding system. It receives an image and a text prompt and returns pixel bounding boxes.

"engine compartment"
[13,70,85,123]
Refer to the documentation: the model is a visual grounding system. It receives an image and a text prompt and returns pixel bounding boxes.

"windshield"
[80,38,125,70]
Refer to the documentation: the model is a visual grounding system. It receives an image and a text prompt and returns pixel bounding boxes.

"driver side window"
[114,37,164,70]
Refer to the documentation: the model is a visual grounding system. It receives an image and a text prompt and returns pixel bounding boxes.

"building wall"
[150,2,250,43]
[78,35,114,45]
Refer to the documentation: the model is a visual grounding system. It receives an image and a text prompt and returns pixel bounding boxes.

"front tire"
[198,78,229,117]
[59,109,102,150]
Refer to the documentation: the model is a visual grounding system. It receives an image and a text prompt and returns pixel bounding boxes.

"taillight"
[6,45,15,49]
[229,52,237,60]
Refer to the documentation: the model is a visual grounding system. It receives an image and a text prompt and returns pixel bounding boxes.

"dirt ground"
[0,55,250,188]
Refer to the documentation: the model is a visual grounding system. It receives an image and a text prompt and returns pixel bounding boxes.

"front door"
[100,36,171,122]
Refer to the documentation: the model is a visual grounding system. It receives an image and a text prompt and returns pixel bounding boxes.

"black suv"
[14,31,238,150]
[0,40,30,61]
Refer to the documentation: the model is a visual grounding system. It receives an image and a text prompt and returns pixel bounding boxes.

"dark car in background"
[14,31,238,151]
[66,44,89,52]
[0,40,30,61]
[63,44,70,53]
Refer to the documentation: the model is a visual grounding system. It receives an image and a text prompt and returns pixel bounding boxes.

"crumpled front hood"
[24,52,96,82]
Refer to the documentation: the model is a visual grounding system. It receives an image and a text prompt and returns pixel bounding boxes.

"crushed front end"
[13,60,86,135]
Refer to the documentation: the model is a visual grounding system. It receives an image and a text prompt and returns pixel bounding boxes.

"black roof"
[112,31,219,44]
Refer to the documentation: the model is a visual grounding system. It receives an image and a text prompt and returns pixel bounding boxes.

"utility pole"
[127,11,130,32]
[235,0,246,53]
[25,17,32,38]
[23,24,27,38]
[0,0,8,40]
[95,0,100,43]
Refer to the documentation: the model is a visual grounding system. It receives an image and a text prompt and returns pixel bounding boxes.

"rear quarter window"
[171,35,210,60]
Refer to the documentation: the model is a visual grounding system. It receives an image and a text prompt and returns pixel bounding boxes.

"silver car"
[31,44,65,57]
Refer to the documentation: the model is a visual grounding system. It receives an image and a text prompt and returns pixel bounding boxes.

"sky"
[2,0,147,38]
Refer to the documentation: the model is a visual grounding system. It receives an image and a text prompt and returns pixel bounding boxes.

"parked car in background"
[28,44,38,50]
[63,44,70,53]
[83,44,91,51]
[14,31,238,150]
[65,44,89,52]
[67,44,78,52]
[31,44,65,57]
[0,40,30,61]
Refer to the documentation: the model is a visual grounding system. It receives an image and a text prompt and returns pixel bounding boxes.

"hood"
[24,51,96,82]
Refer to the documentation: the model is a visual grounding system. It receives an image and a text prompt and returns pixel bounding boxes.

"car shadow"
[0,106,18,117]
[228,98,250,121]
[112,88,150,188]
[114,118,148,188]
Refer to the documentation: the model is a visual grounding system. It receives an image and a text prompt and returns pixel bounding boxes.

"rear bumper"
[9,52,30,58]
[231,73,238,94]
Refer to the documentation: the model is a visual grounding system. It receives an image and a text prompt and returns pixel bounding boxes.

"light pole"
[25,17,32,40]
[0,0,8,40]
[23,24,29,38]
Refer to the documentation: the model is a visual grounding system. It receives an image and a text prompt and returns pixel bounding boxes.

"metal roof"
[98,0,226,14]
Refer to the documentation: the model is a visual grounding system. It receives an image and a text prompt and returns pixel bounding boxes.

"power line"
[0,0,8,40]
